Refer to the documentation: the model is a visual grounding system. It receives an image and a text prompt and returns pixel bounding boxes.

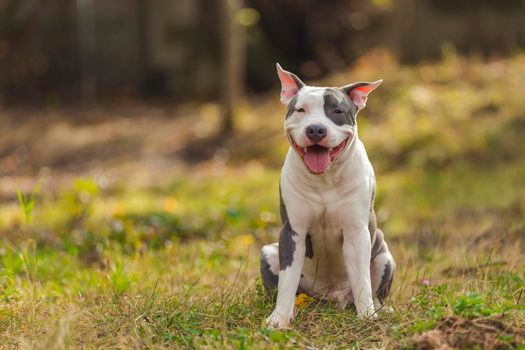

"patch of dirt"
[180,128,283,167]
[0,105,220,200]
[409,316,525,350]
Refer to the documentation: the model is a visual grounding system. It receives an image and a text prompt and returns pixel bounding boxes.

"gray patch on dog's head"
[260,252,279,290]
[323,88,358,126]
[305,233,314,259]
[279,221,297,270]
[283,72,304,119]
[285,94,299,119]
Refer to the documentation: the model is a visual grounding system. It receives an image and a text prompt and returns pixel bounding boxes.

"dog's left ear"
[276,63,305,104]
[342,80,383,110]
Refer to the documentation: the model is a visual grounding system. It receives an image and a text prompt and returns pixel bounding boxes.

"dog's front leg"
[266,222,306,328]
[342,227,375,318]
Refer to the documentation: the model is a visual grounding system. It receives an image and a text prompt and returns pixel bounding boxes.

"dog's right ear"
[276,63,304,104]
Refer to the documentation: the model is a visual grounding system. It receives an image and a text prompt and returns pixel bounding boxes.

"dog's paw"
[265,310,291,329]
[357,305,378,319]
[374,298,394,315]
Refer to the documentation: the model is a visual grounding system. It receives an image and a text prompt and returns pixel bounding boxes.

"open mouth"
[291,137,349,174]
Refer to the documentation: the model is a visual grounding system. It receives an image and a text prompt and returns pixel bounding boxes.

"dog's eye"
[334,109,344,114]
[295,108,305,113]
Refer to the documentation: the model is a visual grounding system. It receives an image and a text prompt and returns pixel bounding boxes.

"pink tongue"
[304,145,331,173]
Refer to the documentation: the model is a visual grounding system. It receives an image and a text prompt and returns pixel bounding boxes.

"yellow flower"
[295,293,314,309]
[113,202,125,216]
[237,234,254,247]
[163,197,178,214]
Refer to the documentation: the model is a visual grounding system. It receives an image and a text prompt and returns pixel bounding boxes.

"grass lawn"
[1,52,524,349]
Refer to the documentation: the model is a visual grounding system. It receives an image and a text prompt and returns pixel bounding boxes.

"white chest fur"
[280,138,375,295]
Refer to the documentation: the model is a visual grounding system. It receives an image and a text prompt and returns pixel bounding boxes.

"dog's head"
[277,63,382,174]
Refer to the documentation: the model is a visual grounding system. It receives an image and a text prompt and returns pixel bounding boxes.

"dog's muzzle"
[291,137,349,174]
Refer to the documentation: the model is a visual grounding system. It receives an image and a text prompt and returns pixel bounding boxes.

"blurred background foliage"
[1,0,525,104]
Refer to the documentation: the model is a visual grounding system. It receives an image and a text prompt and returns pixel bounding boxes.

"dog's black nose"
[305,124,327,142]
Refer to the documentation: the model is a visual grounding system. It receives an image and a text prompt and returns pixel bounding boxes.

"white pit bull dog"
[260,64,396,329]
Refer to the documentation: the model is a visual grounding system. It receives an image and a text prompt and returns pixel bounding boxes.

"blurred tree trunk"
[219,0,244,135]
[395,0,421,63]
[0,0,42,102]
[76,0,97,107]
[136,0,150,94]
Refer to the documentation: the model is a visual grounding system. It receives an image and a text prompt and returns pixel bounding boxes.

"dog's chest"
[309,213,344,262]
[302,207,350,289]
